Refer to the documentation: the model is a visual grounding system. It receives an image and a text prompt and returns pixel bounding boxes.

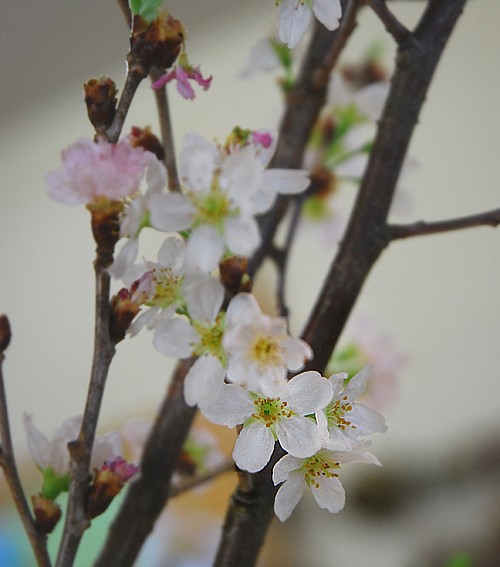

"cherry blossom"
[272,445,380,521]
[202,371,332,473]
[46,136,154,206]
[316,367,387,451]
[224,293,313,395]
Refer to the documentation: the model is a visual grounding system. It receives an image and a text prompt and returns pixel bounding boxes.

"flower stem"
[55,247,116,567]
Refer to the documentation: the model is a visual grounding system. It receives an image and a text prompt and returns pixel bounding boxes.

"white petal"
[273,472,305,521]
[184,355,225,409]
[272,453,304,485]
[279,1,312,49]
[201,384,255,427]
[312,0,342,31]
[345,366,371,399]
[184,275,224,323]
[23,413,50,470]
[185,225,224,272]
[91,431,122,469]
[145,159,167,195]
[108,237,139,279]
[157,236,186,270]
[153,318,198,358]
[286,371,333,414]
[224,216,261,256]
[232,422,275,473]
[348,403,387,435]
[149,193,194,231]
[262,169,310,196]
[311,475,346,513]
[225,293,261,330]
[276,415,321,458]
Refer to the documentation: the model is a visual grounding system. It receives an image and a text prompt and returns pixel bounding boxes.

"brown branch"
[364,0,414,44]
[215,1,469,566]
[388,207,500,240]
[150,67,181,192]
[0,334,52,567]
[94,359,196,567]
[169,460,235,498]
[56,247,116,567]
[104,62,148,144]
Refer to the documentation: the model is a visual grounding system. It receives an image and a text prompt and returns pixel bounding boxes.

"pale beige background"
[1,1,499,565]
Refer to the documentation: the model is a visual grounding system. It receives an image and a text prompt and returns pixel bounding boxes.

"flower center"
[302,455,340,489]
[191,176,239,233]
[193,313,226,364]
[249,336,282,366]
[251,397,292,428]
[325,396,354,431]
[147,268,184,310]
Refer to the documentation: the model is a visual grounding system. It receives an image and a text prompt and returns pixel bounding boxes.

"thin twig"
[169,460,235,498]
[388,207,500,240]
[364,0,414,44]
[56,249,116,567]
[150,67,181,192]
[0,352,52,567]
[104,62,148,144]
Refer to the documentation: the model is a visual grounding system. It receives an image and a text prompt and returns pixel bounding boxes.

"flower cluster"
[46,123,385,522]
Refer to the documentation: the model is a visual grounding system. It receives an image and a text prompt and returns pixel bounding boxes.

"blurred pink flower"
[47,137,153,205]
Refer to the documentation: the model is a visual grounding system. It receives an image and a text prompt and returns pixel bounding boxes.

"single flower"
[202,371,332,473]
[46,136,154,206]
[224,293,313,395]
[316,367,387,451]
[273,445,380,521]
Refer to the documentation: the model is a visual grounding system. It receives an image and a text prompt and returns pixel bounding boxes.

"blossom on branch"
[152,52,212,100]
[46,137,154,206]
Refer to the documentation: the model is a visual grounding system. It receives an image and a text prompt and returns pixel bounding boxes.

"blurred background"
[1,1,500,565]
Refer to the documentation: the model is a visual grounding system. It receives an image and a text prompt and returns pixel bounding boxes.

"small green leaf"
[129,0,163,23]
[445,553,472,567]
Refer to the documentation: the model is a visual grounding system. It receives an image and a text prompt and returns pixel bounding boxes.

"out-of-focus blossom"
[46,137,154,206]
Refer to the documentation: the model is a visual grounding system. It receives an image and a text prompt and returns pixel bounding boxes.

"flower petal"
[232,422,275,473]
[286,371,333,414]
[273,471,305,522]
[310,475,346,513]
[276,415,321,458]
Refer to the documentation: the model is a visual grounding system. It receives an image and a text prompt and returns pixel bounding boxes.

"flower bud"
[87,457,138,519]
[130,126,165,161]
[87,201,122,255]
[130,11,184,72]
[0,314,12,353]
[109,289,141,344]
[31,494,62,534]
[219,256,252,295]
[83,77,118,132]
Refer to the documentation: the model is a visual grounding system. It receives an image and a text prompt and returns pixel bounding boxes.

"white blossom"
[273,445,380,521]
[202,371,332,473]
[224,293,313,395]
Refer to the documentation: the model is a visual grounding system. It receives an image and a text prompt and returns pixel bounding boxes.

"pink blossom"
[152,65,212,100]
[47,137,153,205]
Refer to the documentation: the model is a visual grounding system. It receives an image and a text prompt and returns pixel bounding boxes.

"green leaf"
[445,553,472,567]
[129,0,163,23]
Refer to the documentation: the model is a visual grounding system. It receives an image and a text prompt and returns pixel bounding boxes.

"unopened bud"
[109,288,141,344]
[130,126,165,161]
[130,11,184,72]
[219,256,252,295]
[31,494,62,534]
[0,315,11,353]
[83,77,118,132]
[87,458,138,519]
[87,200,122,255]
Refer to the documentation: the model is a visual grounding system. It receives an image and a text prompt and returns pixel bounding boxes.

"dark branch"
[364,0,414,44]
[388,207,500,240]
[94,359,196,567]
